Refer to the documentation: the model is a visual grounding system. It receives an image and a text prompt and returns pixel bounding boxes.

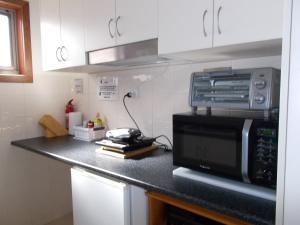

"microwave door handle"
[242,119,253,183]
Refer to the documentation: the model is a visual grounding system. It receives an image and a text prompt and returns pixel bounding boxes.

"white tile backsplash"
[87,55,281,147]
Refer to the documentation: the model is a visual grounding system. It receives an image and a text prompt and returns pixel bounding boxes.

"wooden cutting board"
[96,144,158,159]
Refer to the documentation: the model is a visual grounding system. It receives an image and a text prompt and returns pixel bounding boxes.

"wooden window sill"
[0,73,33,83]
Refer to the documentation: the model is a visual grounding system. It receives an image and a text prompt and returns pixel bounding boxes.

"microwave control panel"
[251,127,278,188]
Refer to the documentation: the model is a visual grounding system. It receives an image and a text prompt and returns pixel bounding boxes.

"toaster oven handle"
[203,94,248,99]
[242,119,253,183]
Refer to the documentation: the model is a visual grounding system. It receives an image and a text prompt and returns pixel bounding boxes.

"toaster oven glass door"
[173,115,244,180]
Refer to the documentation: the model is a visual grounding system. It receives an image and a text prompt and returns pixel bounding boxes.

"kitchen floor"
[45,213,73,225]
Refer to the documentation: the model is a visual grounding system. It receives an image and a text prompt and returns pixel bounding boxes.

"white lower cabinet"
[71,168,148,225]
[130,185,148,225]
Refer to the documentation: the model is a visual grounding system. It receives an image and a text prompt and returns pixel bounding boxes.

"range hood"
[88,39,170,67]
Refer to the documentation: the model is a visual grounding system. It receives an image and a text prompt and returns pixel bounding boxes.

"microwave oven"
[173,113,278,189]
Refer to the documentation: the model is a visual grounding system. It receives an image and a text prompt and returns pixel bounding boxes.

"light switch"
[73,78,83,94]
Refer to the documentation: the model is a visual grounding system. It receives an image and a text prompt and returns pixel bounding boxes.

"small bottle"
[87,121,94,128]
[94,112,103,128]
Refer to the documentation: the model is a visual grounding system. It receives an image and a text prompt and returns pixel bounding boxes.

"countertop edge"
[11,139,274,225]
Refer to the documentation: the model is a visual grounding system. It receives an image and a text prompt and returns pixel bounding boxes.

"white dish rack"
[73,126,106,142]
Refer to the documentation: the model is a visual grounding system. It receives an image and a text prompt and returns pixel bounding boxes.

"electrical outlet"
[128,88,139,98]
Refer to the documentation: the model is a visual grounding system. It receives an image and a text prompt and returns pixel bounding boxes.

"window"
[0,0,33,83]
[0,8,17,73]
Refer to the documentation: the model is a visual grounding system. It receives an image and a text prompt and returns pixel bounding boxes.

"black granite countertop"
[12,136,275,225]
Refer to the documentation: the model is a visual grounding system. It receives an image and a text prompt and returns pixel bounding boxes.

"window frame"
[0,0,33,83]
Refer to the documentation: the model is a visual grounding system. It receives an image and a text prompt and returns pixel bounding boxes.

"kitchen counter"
[12,136,275,225]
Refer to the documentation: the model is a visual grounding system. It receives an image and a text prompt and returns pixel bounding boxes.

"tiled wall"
[0,1,282,224]
[87,56,281,146]
[0,0,88,224]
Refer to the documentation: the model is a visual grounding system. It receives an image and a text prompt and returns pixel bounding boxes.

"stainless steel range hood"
[88,39,170,67]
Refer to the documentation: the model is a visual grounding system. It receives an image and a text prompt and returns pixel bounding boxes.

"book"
[96,144,158,159]
[95,138,154,151]
[99,146,128,153]
[95,139,128,149]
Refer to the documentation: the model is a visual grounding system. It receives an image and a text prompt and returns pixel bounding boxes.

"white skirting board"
[173,167,276,201]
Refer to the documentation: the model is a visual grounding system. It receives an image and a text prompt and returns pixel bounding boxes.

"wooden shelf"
[146,192,251,225]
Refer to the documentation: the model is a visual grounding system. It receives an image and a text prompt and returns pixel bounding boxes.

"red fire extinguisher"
[65,99,74,129]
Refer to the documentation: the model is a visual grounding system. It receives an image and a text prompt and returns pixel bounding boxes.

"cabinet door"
[40,0,61,71]
[130,186,148,225]
[116,0,158,45]
[60,0,86,68]
[83,0,116,51]
[158,0,213,55]
[213,0,283,47]
[71,168,130,225]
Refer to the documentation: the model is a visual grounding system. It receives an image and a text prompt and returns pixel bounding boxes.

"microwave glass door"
[181,127,237,167]
[173,115,244,179]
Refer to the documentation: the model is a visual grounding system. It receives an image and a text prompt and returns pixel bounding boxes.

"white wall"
[0,0,88,224]
[87,56,282,146]
[283,0,300,224]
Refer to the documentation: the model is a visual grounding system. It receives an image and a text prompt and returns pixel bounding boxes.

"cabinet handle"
[61,46,68,61]
[203,10,208,37]
[217,6,222,34]
[56,47,62,62]
[116,16,122,37]
[108,18,114,38]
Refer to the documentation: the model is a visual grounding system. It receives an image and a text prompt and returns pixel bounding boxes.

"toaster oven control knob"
[254,79,267,89]
[254,95,265,104]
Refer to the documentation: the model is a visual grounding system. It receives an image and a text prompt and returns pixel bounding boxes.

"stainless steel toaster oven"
[190,68,280,111]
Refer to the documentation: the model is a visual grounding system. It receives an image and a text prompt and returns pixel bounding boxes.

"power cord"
[123,92,173,151]
[123,92,141,132]
[154,142,169,151]
[154,135,173,151]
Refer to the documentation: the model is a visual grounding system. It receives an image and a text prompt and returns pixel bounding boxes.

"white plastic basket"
[73,126,106,142]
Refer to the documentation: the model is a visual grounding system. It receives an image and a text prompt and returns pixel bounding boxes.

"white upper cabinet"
[84,0,158,51]
[39,0,284,71]
[158,0,283,56]
[40,0,61,71]
[116,0,158,45]
[40,0,85,71]
[158,0,213,55]
[213,0,283,47]
[83,0,116,51]
[60,0,85,68]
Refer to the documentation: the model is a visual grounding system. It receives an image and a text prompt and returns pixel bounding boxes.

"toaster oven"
[190,68,280,111]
